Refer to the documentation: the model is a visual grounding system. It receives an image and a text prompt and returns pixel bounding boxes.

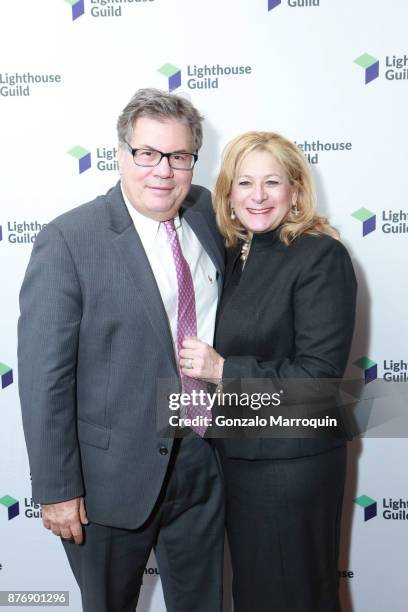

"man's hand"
[42,497,89,545]
[180,337,225,383]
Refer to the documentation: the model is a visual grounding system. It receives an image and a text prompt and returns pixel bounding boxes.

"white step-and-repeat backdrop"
[1,1,407,610]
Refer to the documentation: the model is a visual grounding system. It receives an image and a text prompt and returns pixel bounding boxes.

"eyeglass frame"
[123,140,198,170]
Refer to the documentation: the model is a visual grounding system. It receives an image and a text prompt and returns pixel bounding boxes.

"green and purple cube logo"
[0,495,20,520]
[65,0,85,21]
[353,357,377,384]
[157,64,181,92]
[268,0,281,10]
[351,208,376,236]
[0,363,13,390]
[354,53,379,84]
[354,495,377,521]
[68,145,91,174]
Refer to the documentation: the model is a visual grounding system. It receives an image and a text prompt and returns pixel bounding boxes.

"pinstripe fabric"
[18,182,224,529]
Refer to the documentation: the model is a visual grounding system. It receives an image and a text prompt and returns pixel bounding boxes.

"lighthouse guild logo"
[354,495,377,521]
[0,363,13,390]
[67,145,118,173]
[65,0,156,20]
[268,0,320,10]
[65,0,84,20]
[0,222,47,245]
[381,209,408,234]
[0,490,47,521]
[68,145,92,174]
[0,495,20,520]
[157,62,253,92]
[385,54,408,81]
[353,53,379,84]
[352,208,408,235]
[0,72,62,97]
[354,495,408,521]
[351,208,376,237]
[295,139,352,165]
[383,359,408,382]
[157,64,181,92]
[96,146,118,172]
[23,498,43,519]
[353,52,408,84]
[353,357,377,384]
[352,357,408,384]
[382,498,408,520]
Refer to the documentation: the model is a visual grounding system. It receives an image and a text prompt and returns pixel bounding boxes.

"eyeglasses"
[124,141,198,170]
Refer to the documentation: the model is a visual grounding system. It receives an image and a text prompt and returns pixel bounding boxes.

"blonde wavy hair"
[213,131,338,247]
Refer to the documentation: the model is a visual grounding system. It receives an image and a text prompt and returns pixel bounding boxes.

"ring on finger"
[184,358,193,369]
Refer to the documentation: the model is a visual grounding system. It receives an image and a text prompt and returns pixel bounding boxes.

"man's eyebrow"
[136,145,191,153]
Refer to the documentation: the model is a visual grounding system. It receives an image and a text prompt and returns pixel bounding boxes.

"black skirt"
[219,444,347,612]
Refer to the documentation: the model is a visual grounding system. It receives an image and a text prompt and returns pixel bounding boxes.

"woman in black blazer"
[179,131,357,612]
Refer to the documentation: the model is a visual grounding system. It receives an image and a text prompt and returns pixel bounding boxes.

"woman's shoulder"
[290,232,351,260]
[289,233,356,288]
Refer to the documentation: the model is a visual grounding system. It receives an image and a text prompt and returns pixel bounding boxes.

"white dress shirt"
[121,185,218,353]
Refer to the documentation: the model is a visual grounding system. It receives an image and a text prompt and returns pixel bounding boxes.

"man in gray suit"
[18,88,225,612]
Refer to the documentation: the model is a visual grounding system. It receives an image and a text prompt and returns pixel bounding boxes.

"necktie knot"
[163,218,177,241]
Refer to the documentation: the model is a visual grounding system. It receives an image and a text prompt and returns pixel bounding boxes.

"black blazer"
[214,228,357,460]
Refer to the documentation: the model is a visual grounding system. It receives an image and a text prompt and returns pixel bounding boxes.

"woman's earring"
[231,207,236,220]
[292,201,299,216]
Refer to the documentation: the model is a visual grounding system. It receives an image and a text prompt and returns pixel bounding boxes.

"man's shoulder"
[183,184,212,214]
[183,184,218,232]
[50,185,118,233]
[31,184,123,253]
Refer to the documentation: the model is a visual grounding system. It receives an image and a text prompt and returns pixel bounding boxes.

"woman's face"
[230,150,296,234]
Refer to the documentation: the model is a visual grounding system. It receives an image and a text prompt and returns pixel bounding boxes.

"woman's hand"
[180,337,225,383]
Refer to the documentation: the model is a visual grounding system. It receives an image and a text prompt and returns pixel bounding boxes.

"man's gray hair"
[117,88,204,152]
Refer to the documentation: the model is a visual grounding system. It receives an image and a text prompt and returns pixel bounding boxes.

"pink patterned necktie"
[163,218,210,437]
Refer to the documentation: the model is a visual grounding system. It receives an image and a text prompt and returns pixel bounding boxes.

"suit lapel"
[106,184,178,372]
[184,208,223,299]
[181,186,225,298]
[183,207,223,275]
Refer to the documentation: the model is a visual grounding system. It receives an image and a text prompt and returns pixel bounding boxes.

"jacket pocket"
[77,419,110,449]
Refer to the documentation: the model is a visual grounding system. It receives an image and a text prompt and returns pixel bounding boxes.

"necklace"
[240,238,252,269]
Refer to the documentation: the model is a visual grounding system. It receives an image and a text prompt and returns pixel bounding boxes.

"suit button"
[159,446,168,456]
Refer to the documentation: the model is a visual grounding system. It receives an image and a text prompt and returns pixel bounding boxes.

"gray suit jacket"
[18,182,224,529]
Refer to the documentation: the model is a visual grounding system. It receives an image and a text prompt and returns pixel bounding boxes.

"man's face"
[118,116,194,221]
